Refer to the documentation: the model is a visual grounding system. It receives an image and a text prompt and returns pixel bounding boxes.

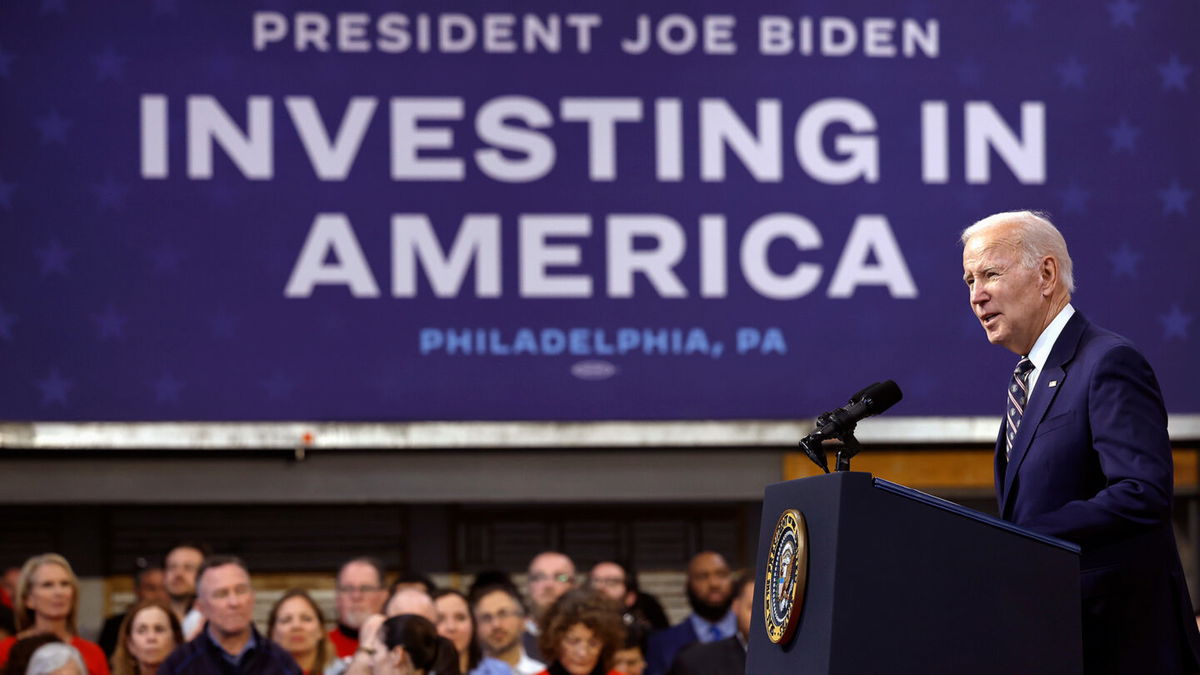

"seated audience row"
[0,549,749,675]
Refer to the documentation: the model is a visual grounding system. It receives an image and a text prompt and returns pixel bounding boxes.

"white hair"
[961,210,1075,293]
[25,643,84,675]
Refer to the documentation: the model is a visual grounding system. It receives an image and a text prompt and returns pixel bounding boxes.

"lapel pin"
[1048,380,1058,387]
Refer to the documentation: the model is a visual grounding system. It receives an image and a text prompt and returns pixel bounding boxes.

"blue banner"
[1,1,1196,421]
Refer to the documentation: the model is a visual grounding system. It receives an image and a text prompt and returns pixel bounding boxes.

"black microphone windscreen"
[848,381,881,403]
[862,380,903,415]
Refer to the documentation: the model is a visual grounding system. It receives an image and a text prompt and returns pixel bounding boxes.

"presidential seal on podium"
[764,508,808,645]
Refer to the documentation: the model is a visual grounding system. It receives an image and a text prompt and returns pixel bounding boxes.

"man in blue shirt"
[668,572,754,675]
[644,552,735,675]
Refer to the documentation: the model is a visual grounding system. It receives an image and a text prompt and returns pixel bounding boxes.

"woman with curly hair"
[536,590,625,675]
[110,600,183,675]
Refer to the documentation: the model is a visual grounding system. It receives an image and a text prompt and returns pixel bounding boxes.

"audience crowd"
[0,547,753,675]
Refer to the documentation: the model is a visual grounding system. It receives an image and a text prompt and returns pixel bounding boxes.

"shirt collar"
[515,650,545,673]
[207,623,258,666]
[1025,303,1074,370]
[688,610,736,642]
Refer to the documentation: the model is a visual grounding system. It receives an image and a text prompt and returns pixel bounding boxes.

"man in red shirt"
[327,557,387,659]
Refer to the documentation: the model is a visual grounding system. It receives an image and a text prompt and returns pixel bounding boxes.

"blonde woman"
[0,553,109,675]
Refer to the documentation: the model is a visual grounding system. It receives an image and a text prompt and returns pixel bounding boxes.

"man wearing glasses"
[473,584,546,675]
[329,557,388,659]
[523,551,577,661]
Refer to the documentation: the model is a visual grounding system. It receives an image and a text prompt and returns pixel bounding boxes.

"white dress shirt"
[1024,303,1075,394]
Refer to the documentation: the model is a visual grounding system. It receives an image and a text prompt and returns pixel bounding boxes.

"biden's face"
[963,228,1049,356]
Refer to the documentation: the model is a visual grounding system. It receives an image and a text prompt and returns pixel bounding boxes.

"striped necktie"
[1005,357,1035,459]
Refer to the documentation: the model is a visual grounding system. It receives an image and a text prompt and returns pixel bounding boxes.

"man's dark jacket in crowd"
[645,620,699,675]
[157,623,300,675]
[667,636,745,675]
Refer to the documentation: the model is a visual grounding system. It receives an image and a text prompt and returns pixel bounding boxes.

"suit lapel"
[994,421,1006,497]
[999,312,1088,516]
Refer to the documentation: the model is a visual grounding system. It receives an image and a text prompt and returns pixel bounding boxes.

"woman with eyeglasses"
[535,590,624,675]
[432,590,512,675]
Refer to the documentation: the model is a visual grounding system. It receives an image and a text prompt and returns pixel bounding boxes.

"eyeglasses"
[529,573,573,584]
[476,608,521,625]
[589,576,625,588]
[336,584,383,595]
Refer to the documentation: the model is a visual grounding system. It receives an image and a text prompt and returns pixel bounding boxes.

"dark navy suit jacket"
[666,635,745,675]
[996,311,1200,674]
[645,619,699,675]
[157,623,300,675]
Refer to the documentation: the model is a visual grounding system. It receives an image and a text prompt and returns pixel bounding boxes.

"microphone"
[799,435,830,474]
[811,380,903,438]
[798,380,903,472]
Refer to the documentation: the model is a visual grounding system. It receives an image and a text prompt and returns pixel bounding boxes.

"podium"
[747,472,1082,674]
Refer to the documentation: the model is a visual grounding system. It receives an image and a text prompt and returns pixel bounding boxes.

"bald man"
[384,588,437,623]
[522,551,576,661]
[342,588,440,675]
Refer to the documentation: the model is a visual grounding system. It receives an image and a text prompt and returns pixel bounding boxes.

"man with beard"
[667,572,754,675]
[472,584,545,675]
[644,552,734,675]
[329,557,389,658]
